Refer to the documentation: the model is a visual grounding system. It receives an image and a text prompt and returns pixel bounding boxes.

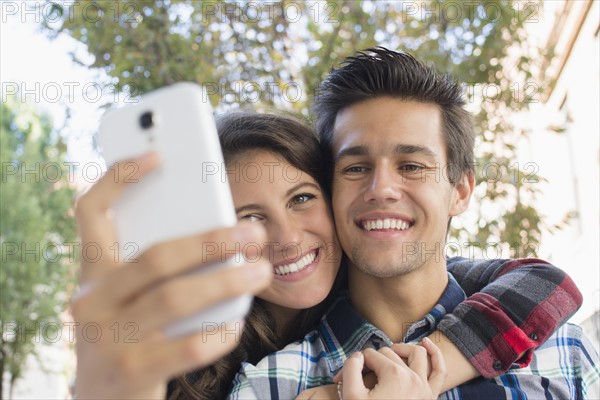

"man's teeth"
[362,219,410,231]
[275,251,317,276]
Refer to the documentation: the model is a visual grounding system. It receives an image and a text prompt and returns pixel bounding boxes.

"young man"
[228,48,599,399]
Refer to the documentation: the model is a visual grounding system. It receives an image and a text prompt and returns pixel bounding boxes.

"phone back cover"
[98,83,237,256]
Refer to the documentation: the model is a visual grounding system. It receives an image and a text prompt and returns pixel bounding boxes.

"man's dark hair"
[313,47,475,187]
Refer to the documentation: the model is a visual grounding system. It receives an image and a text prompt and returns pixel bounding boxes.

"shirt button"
[493,360,503,371]
[529,332,538,341]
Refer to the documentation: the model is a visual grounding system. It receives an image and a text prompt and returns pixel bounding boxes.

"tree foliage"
[42,0,564,256]
[0,99,77,399]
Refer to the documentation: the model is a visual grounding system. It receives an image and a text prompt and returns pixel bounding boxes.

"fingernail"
[235,222,265,243]
[350,351,363,359]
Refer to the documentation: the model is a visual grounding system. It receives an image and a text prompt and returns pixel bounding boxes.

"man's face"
[331,97,472,277]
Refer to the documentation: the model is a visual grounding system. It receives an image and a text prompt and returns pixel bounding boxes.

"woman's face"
[227,150,342,310]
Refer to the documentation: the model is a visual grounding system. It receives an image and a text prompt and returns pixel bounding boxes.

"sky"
[2,11,110,188]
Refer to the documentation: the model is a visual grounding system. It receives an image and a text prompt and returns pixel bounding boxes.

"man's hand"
[297,338,446,400]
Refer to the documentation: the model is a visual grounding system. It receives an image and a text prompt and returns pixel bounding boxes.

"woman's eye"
[290,193,315,206]
[240,214,262,222]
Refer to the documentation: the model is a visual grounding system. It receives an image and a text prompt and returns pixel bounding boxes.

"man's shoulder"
[532,322,599,368]
[504,322,599,398]
[535,322,592,351]
[442,323,599,400]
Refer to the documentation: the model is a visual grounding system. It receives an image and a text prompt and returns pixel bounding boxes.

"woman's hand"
[73,153,273,399]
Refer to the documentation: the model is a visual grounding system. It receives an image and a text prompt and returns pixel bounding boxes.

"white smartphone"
[97,82,252,338]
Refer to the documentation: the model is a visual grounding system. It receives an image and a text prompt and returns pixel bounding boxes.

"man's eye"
[400,164,424,172]
[290,193,315,206]
[344,165,368,174]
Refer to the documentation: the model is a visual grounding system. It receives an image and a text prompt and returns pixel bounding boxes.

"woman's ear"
[449,173,474,217]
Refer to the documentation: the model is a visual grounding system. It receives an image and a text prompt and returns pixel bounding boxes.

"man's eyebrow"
[334,145,369,161]
[393,144,437,158]
[335,144,438,161]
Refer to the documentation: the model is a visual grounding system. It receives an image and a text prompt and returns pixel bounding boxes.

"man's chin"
[349,252,421,278]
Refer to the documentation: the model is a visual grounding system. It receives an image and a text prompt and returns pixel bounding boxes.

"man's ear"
[450,173,474,217]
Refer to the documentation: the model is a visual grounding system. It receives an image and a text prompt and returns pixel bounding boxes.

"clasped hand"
[297,337,446,399]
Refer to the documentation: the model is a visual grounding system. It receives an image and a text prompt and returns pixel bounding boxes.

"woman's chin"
[263,288,330,311]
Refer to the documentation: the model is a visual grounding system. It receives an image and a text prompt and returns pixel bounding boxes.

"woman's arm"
[437,257,582,383]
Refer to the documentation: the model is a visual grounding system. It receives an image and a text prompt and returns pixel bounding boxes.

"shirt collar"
[318,273,466,373]
[404,273,467,342]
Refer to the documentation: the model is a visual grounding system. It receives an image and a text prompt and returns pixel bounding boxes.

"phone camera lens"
[140,111,154,129]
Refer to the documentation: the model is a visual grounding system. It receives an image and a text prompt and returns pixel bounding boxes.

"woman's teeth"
[274,250,317,276]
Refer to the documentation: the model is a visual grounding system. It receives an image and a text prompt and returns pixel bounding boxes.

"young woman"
[73,111,581,399]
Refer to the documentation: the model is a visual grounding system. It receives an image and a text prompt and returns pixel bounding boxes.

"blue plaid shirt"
[228,274,599,399]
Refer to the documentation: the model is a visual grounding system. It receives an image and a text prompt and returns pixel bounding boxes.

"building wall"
[520,0,599,351]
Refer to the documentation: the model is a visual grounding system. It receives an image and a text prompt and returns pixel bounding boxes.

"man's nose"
[363,164,402,204]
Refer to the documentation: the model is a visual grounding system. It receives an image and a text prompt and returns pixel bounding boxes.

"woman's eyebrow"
[284,182,320,198]
[235,204,262,214]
